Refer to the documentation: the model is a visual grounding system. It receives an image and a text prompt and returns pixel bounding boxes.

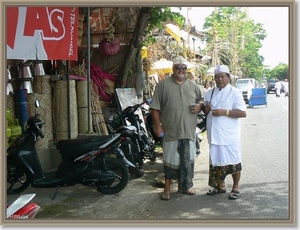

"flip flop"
[161,192,170,200]
[228,190,241,200]
[207,189,226,195]
[183,189,195,195]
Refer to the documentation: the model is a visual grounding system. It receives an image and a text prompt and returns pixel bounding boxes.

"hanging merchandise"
[7,66,14,95]
[32,61,45,76]
[18,61,34,94]
[99,16,120,56]
[99,38,120,56]
[89,62,118,102]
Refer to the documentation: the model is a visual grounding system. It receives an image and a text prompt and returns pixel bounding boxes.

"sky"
[174,7,289,69]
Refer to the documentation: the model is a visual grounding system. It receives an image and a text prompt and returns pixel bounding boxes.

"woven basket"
[78,108,93,133]
[28,93,53,149]
[77,80,88,107]
[54,80,78,141]
[35,136,49,150]
[6,95,15,119]
[33,75,52,95]
[77,80,93,133]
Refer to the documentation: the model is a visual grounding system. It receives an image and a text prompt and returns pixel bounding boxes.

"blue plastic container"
[14,89,29,132]
[248,88,267,108]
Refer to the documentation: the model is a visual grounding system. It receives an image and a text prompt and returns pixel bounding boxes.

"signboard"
[6,7,78,60]
[115,88,149,137]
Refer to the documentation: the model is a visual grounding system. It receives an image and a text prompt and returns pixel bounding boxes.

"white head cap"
[173,56,189,66]
[214,64,230,75]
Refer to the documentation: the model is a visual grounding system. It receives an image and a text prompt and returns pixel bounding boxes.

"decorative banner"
[7,7,78,60]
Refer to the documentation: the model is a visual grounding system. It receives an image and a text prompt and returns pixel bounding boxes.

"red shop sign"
[6,7,78,60]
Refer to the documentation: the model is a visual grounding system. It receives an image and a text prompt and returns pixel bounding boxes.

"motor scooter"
[6,193,40,219]
[7,99,135,199]
[139,100,163,145]
[103,101,156,177]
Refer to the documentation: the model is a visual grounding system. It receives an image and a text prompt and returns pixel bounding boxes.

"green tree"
[117,7,185,88]
[267,63,289,80]
[201,7,267,81]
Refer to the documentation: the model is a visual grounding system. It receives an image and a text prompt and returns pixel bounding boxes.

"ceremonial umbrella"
[149,58,194,75]
[149,59,173,75]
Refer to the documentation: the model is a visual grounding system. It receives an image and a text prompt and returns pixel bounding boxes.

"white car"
[235,78,256,103]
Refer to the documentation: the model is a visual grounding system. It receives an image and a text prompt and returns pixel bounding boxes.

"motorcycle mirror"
[108,114,114,123]
[35,99,40,108]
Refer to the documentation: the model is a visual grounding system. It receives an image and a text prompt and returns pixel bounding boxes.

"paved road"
[5,93,293,227]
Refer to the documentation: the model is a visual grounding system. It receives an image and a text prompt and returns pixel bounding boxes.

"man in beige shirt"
[150,56,203,200]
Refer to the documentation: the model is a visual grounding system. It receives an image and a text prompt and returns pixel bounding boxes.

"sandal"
[228,190,241,200]
[183,189,195,195]
[161,192,170,200]
[207,189,226,195]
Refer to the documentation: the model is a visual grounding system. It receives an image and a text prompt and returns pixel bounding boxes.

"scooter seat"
[56,135,116,162]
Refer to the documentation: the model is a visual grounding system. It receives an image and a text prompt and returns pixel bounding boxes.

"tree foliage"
[142,7,186,46]
[141,7,187,70]
[148,7,185,30]
[266,63,289,80]
[201,7,267,81]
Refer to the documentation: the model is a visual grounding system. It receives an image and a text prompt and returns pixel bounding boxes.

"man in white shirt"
[202,64,247,200]
[274,79,282,97]
[283,79,289,97]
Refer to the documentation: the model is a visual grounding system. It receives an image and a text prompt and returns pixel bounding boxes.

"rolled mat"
[76,80,93,133]
[54,80,78,141]
[28,93,53,149]
[33,75,52,95]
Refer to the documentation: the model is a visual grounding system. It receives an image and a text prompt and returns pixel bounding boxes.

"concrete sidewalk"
[5,134,290,225]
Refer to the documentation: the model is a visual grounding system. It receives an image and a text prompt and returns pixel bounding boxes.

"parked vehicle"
[140,100,163,146]
[6,193,40,219]
[104,101,156,177]
[267,79,276,94]
[267,79,284,94]
[113,125,146,177]
[7,99,134,198]
[235,78,256,103]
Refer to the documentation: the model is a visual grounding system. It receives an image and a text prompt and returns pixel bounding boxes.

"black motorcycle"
[140,100,163,147]
[7,99,134,199]
[104,101,156,177]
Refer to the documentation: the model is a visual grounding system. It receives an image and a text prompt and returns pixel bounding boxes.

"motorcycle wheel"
[94,157,129,194]
[127,142,145,177]
[7,164,32,195]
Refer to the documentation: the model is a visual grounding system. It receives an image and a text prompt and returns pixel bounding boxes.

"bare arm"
[151,109,164,137]
[211,109,246,118]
